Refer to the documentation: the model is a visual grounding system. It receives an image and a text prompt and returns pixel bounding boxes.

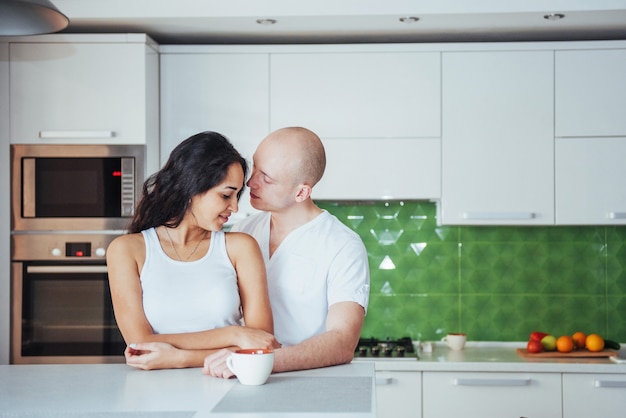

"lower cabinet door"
[376,371,422,418]
[563,373,626,418]
[422,372,561,418]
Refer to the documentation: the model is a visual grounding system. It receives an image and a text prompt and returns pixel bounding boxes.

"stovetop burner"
[354,337,417,360]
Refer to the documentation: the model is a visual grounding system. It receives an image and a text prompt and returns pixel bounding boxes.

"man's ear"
[295,184,312,202]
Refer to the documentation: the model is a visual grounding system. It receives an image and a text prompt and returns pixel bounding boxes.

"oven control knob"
[51,248,62,257]
[95,247,106,257]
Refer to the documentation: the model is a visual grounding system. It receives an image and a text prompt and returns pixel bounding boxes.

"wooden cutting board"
[516,348,618,358]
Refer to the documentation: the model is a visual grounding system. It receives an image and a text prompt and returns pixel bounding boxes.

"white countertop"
[0,363,376,418]
[352,342,626,373]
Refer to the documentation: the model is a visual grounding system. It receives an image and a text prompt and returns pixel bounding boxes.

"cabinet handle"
[462,212,536,220]
[454,378,531,386]
[608,212,626,219]
[594,380,626,388]
[375,377,394,385]
[39,130,115,139]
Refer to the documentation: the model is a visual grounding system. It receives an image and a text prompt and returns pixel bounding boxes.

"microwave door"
[21,157,36,218]
[21,157,126,219]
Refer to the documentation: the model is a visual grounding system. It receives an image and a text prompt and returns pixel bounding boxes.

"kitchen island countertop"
[0,362,376,418]
[352,342,626,373]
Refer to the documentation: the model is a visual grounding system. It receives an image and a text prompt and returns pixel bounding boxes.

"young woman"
[107,131,279,370]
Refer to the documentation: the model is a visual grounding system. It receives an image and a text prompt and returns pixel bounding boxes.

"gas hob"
[353,337,418,361]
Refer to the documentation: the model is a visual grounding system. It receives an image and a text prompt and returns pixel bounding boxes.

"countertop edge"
[352,342,626,373]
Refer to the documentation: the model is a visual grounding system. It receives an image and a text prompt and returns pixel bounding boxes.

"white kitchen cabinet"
[313,137,440,200]
[375,371,421,418]
[556,138,626,224]
[160,50,270,221]
[271,51,441,200]
[270,52,440,139]
[422,371,561,418]
[440,50,554,225]
[9,35,159,150]
[555,49,626,137]
[563,373,626,418]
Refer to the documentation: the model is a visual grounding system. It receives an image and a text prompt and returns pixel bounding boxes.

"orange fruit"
[572,332,587,349]
[585,334,605,352]
[556,335,574,353]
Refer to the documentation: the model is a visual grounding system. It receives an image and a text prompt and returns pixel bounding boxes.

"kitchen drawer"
[563,373,626,418]
[422,371,561,418]
[376,371,421,418]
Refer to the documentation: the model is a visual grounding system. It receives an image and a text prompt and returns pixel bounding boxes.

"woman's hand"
[234,327,281,350]
[125,342,185,370]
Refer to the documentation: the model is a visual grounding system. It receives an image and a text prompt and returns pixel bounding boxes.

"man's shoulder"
[314,211,365,248]
[318,211,359,235]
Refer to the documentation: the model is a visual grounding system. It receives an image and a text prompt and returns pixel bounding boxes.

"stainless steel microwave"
[11,144,146,232]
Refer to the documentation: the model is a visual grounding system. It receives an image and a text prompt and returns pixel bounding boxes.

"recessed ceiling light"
[256,18,277,25]
[399,16,420,24]
[543,13,565,21]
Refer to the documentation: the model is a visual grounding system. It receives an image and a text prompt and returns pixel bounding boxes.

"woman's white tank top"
[140,228,242,334]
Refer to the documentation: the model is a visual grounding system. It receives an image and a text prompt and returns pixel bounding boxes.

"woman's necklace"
[164,227,208,262]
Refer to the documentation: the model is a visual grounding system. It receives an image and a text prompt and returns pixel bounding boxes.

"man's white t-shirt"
[232,210,370,346]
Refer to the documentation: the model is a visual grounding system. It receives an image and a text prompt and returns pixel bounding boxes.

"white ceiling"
[53,0,626,44]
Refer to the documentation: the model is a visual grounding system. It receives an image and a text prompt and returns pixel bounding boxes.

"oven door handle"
[26,265,109,274]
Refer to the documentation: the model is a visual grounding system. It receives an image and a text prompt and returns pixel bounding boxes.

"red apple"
[527,340,543,353]
[529,331,549,342]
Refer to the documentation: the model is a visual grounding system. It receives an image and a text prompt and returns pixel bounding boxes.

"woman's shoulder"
[108,231,146,255]
[224,230,256,244]
[224,231,260,252]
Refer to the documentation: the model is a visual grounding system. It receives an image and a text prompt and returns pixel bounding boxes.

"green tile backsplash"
[316,200,626,343]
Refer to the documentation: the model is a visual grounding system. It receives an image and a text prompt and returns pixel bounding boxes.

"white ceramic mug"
[441,333,467,350]
[226,348,274,385]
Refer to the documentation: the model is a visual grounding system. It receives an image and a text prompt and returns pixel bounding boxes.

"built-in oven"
[11,144,145,231]
[10,144,145,363]
[11,233,126,364]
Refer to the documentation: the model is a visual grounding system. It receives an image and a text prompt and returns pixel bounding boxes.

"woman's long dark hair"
[127,131,248,233]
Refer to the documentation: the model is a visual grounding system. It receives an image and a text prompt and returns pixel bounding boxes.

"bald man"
[203,127,370,376]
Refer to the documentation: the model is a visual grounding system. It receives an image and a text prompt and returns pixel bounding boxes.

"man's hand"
[202,348,236,379]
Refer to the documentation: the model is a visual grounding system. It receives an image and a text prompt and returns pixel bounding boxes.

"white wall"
[1,41,11,364]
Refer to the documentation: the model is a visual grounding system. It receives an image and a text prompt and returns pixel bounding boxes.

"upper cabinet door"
[556,49,626,137]
[441,50,555,225]
[556,137,626,225]
[312,137,440,200]
[160,53,270,164]
[160,51,270,221]
[270,52,440,139]
[10,39,158,145]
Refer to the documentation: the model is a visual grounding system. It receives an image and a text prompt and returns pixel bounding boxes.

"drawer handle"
[594,380,626,388]
[26,265,108,274]
[39,130,115,139]
[608,212,626,219]
[454,378,531,386]
[463,212,536,220]
[375,377,394,385]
